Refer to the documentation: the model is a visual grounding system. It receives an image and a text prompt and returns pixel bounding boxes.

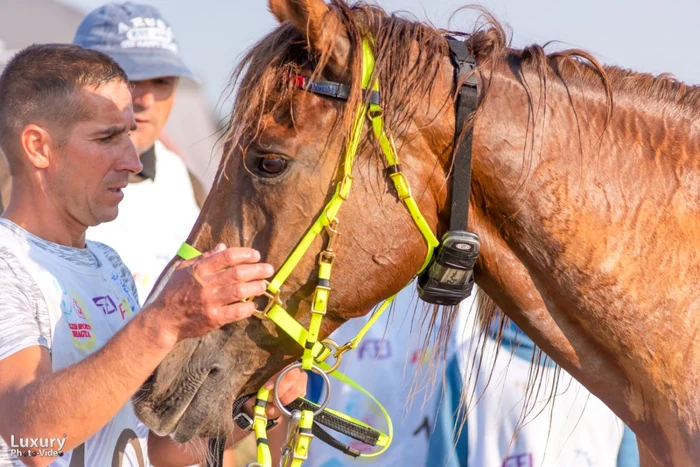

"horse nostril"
[208,364,224,377]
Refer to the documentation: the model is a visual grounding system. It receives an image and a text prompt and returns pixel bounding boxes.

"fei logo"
[119,299,133,320]
[356,339,392,360]
[92,295,118,315]
[10,434,66,458]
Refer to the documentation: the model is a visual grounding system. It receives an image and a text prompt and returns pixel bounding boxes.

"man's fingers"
[275,368,307,406]
[218,301,257,324]
[202,243,227,257]
[203,262,274,288]
[176,243,226,269]
[265,406,282,420]
[213,280,267,305]
[240,368,308,419]
[195,247,262,276]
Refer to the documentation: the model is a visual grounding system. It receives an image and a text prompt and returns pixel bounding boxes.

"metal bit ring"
[273,362,331,417]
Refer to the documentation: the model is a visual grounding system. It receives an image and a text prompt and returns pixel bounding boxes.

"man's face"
[48,79,141,226]
[129,77,178,154]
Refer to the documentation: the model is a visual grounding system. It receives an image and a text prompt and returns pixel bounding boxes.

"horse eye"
[257,155,288,175]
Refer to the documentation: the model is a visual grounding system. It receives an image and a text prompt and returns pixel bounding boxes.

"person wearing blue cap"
[75,2,203,306]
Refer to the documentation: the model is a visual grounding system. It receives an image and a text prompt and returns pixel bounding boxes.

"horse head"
[133,0,464,442]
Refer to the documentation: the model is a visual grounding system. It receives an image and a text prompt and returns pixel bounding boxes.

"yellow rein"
[177,36,439,467]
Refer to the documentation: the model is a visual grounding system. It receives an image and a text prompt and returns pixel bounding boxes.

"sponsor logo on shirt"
[119,299,133,320]
[357,338,392,360]
[73,299,86,320]
[503,453,533,467]
[409,347,434,366]
[68,322,92,338]
[93,294,133,321]
[60,289,96,351]
[93,295,118,315]
[111,272,138,313]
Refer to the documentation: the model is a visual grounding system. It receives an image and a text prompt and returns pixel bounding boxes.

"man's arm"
[0,244,272,467]
[0,312,175,466]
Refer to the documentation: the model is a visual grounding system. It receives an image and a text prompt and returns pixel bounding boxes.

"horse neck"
[469,62,700,463]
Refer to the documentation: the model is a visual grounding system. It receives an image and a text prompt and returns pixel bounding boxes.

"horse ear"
[268,0,350,76]
[268,0,290,23]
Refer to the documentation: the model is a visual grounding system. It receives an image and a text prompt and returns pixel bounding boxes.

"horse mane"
[220,0,700,446]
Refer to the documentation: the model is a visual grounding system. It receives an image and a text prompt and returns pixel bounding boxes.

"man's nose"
[118,142,143,174]
[132,86,156,110]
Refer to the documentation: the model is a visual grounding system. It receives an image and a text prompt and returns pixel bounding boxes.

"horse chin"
[168,377,235,443]
[133,362,216,439]
[133,287,308,440]
[133,329,242,441]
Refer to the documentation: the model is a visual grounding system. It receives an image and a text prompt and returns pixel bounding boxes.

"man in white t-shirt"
[0,44,304,467]
[75,2,203,303]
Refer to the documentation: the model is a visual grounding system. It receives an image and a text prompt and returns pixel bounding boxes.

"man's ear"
[20,124,52,169]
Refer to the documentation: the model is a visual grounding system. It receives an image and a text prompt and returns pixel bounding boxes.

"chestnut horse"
[133,1,700,465]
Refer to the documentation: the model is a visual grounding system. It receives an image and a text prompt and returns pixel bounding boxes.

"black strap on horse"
[416,35,481,305]
[445,36,479,232]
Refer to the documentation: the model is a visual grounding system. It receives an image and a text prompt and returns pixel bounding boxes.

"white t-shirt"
[86,140,200,304]
[305,287,444,467]
[428,297,637,467]
[0,219,149,467]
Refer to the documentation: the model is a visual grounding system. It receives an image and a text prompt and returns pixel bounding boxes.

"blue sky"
[62,0,700,115]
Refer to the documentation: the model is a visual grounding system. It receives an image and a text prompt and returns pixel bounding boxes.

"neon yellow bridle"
[177,36,440,467]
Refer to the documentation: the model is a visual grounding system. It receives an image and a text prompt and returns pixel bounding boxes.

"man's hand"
[147,243,274,344]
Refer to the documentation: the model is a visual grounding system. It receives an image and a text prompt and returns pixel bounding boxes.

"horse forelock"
[220,1,458,168]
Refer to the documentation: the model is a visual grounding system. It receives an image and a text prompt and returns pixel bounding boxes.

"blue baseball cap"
[73,2,198,82]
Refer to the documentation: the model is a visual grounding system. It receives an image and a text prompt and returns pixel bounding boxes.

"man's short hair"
[0,44,128,174]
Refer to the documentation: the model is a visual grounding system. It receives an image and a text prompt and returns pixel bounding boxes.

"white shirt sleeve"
[0,247,51,360]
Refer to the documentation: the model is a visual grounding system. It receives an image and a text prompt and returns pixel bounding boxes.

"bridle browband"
[182,34,480,467]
